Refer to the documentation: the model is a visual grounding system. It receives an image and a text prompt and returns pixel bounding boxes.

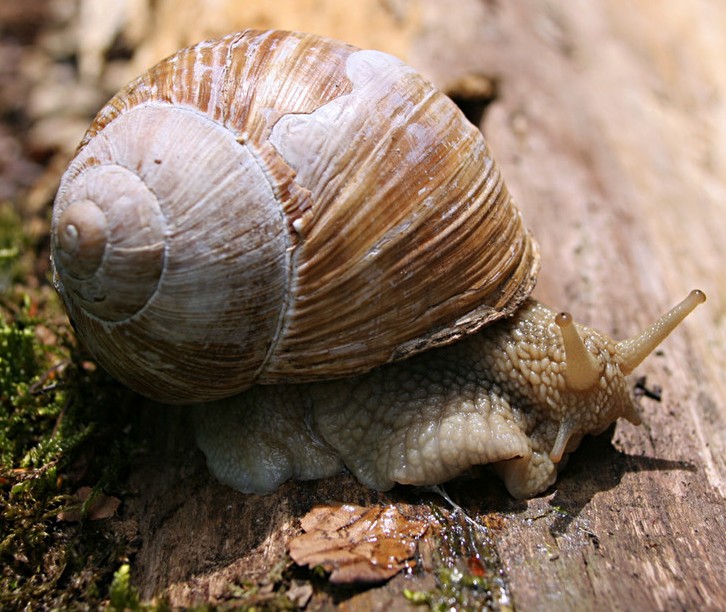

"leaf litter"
[289,502,430,585]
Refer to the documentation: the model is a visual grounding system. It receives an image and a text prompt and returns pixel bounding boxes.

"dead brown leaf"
[58,486,121,522]
[289,503,429,585]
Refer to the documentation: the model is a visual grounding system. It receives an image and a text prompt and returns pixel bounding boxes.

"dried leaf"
[289,503,429,585]
[58,486,121,521]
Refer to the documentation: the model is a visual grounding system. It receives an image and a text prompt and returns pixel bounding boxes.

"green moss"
[109,564,141,611]
[0,293,142,609]
[0,298,67,466]
[0,202,31,290]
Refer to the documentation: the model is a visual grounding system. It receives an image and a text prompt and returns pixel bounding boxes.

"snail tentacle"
[616,289,706,375]
[555,311,601,391]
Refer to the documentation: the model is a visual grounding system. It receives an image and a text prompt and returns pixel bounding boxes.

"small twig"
[427,485,487,532]
[634,376,662,401]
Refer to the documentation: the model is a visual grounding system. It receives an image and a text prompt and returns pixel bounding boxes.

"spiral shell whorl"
[52,103,290,402]
[55,200,107,278]
[53,165,166,321]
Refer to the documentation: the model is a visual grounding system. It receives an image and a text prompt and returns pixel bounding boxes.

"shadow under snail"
[50,30,705,499]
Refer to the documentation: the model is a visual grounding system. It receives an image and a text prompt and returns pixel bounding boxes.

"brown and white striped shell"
[51,29,539,403]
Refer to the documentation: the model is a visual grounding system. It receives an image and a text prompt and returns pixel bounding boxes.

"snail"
[51,30,704,499]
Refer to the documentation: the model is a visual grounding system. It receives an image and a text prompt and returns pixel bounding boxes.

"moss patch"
[0,286,144,608]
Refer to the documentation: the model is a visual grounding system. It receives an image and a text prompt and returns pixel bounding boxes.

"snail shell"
[51,29,538,403]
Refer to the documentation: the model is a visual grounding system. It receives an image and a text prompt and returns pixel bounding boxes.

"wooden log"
[425,2,726,608]
[116,0,725,608]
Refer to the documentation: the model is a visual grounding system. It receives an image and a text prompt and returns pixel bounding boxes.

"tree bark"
[118,1,726,608]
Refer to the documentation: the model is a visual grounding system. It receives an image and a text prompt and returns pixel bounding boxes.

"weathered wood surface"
[104,0,725,609]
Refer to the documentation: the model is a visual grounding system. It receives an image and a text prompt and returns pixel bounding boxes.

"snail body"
[51,30,704,498]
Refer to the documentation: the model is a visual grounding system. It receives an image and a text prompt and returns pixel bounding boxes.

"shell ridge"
[231,131,298,385]
[259,46,539,378]
[267,50,424,282]
[215,31,247,126]
[97,107,173,324]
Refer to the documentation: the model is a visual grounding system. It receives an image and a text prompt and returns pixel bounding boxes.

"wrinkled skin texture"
[194,299,638,499]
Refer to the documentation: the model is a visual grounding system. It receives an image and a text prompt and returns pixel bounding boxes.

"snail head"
[547,289,706,462]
